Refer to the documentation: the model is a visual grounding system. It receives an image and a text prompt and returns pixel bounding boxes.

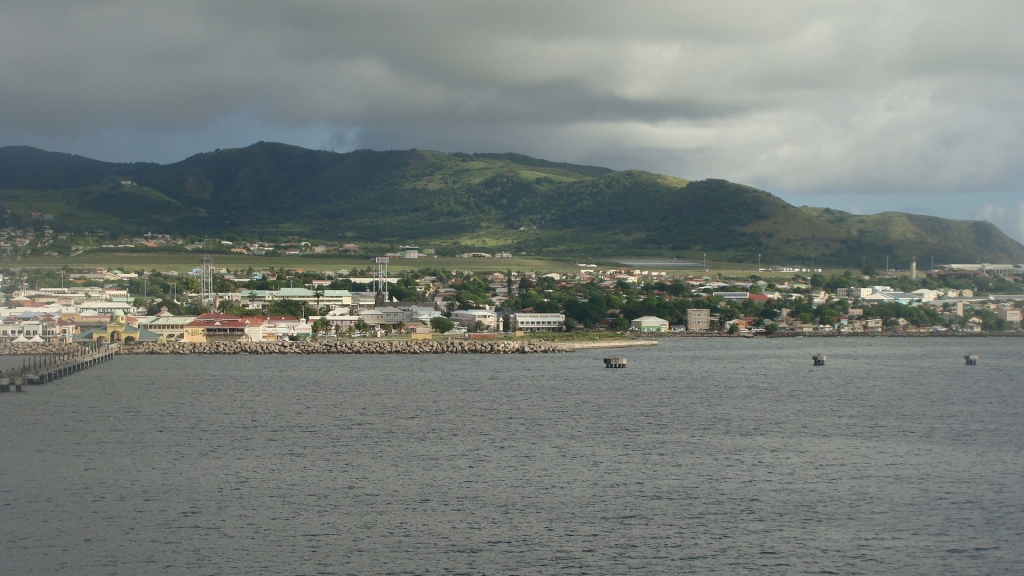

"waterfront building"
[510,312,565,332]
[73,311,162,344]
[630,316,669,333]
[183,312,263,343]
[136,307,196,341]
[450,309,498,331]
[686,309,711,332]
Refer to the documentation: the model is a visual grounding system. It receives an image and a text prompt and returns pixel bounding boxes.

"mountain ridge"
[1,142,1022,266]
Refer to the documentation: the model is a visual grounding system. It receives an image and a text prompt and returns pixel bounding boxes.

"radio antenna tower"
[200,255,215,307]
[374,257,389,306]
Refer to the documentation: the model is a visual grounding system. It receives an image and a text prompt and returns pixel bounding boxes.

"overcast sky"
[3,1,1024,242]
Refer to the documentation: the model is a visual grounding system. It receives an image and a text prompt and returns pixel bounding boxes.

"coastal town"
[0,251,1021,349]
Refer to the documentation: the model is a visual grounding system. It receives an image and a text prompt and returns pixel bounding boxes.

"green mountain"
[1,142,1022,266]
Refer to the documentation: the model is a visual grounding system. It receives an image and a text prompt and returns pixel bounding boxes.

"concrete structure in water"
[964,354,978,366]
[604,357,627,368]
[813,353,826,366]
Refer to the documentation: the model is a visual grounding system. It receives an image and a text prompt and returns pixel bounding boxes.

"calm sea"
[2,338,1022,575]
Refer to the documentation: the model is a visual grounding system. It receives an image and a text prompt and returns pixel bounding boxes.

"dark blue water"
[2,338,1022,574]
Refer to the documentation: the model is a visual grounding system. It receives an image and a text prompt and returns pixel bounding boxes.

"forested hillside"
[1,142,1022,265]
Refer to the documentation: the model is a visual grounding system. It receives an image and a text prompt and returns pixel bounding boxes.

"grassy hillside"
[799,207,1024,265]
[2,143,1023,266]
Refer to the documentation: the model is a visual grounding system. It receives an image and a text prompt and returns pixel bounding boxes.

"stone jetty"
[0,342,81,356]
[1,338,655,356]
[118,339,564,355]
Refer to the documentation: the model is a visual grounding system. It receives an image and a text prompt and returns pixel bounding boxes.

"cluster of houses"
[0,282,568,344]
[1,263,1021,343]
[0,305,321,345]
[621,285,1022,334]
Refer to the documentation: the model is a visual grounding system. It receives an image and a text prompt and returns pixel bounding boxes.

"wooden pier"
[0,343,115,392]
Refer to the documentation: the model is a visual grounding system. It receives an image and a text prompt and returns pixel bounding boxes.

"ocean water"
[1,338,1022,575]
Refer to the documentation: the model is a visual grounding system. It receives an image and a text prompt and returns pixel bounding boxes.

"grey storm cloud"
[4,0,1024,197]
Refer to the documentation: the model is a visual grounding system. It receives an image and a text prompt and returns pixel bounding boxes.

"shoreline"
[0,331,1018,356]
[0,338,656,356]
[646,331,1024,339]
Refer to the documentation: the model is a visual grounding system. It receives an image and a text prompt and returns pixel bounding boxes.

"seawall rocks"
[646,331,1024,338]
[116,339,564,355]
[0,343,84,355]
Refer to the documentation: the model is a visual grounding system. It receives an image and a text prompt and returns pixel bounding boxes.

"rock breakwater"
[0,343,83,355]
[118,339,563,355]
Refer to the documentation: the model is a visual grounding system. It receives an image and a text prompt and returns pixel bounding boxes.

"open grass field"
[3,254,586,274]
[2,252,861,281]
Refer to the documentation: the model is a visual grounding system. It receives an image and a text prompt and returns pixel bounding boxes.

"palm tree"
[311,317,331,340]
[313,285,325,310]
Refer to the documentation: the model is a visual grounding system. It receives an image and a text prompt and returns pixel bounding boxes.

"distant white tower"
[200,255,215,306]
[911,259,917,279]
[374,257,389,306]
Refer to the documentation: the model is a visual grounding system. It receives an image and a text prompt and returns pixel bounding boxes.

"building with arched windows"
[72,311,162,344]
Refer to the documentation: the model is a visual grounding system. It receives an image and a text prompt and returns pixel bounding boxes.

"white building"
[357,307,408,324]
[837,287,873,299]
[311,308,361,331]
[511,312,564,332]
[630,316,669,332]
[450,309,498,331]
[409,305,442,323]
[910,289,943,301]
[239,288,352,309]
[77,301,135,315]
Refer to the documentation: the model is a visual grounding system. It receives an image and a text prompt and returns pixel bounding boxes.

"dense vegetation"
[2,143,1023,266]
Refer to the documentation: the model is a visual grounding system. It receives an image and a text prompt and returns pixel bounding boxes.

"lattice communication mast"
[374,257,389,306]
[200,255,215,307]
